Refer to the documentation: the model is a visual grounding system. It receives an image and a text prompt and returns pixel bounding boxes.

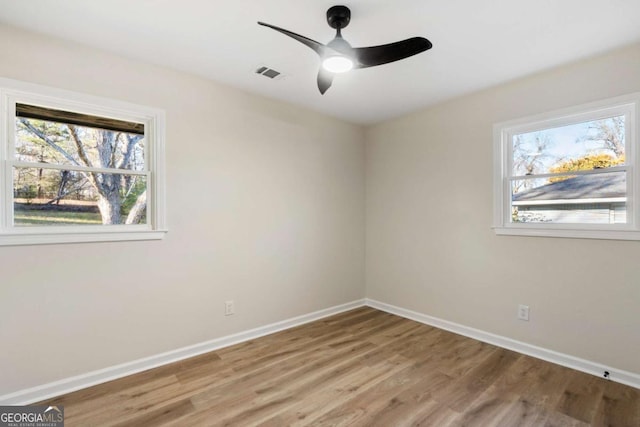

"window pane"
[15,117,145,171]
[512,115,625,176]
[13,168,147,226]
[511,171,626,224]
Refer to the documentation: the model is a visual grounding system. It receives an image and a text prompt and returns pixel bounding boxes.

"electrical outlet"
[225,300,234,316]
[518,304,530,321]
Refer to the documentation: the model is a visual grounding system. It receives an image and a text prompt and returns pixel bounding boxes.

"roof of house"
[513,172,625,202]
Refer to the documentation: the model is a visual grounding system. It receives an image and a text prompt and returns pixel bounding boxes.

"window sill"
[0,229,168,246]
[493,226,640,241]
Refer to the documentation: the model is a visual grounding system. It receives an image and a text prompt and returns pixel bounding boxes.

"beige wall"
[0,25,365,395]
[366,43,640,374]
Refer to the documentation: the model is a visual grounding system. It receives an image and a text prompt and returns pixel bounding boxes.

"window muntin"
[0,77,166,245]
[494,94,639,240]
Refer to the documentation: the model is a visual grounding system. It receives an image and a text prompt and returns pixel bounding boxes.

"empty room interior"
[0,1,639,426]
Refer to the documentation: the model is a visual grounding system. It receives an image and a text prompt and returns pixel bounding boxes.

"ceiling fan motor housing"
[327,5,351,29]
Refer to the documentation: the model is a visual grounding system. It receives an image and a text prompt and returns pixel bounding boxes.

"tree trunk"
[125,190,146,225]
[37,168,43,199]
[56,170,69,205]
[97,192,122,224]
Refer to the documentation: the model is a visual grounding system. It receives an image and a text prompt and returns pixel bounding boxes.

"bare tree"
[583,116,625,158]
[512,133,553,193]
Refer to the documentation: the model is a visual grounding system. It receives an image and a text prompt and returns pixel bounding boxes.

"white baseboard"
[0,299,366,405]
[365,298,640,390]
[4,297,637,405]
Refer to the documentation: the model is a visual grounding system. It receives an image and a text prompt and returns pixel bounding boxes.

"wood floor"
[41,307,639,426]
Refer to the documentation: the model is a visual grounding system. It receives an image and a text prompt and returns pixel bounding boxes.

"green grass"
[14,210,102,226]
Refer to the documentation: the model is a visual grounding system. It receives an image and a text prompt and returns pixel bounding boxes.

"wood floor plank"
[488,354,574,409]
[111,399,196,427]
[37,308,640,426]
[405,399,460,427]
[556,375,606,423]
[332,366,454,426]
[591,379,640,426]
[453,393,517,427]
[241,357,407,426]
[62,375,189,426]
[299,360,449,426]
[432,347,521,412]
[258,365,391,426]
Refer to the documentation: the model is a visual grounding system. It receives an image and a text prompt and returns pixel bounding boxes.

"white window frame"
[493,92,640,240]
[0,77,167,246]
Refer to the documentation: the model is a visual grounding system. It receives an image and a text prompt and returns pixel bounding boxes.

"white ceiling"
[1,1,639,124]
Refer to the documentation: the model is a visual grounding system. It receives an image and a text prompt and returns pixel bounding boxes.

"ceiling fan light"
[322,55,353,73]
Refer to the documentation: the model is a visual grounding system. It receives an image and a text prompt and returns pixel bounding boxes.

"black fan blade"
[353,37,432,69]
[317,69,334,94]
[258,22,326,56]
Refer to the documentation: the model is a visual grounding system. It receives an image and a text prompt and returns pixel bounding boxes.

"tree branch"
[19,119,81,167]
[67,125,93,168]
[44,182,90,205]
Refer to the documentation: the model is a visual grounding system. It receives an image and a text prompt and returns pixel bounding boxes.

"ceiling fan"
[258,5,433,94]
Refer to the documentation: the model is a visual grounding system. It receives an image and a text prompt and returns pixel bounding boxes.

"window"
[0,77,166,245]
[493,93,639,240]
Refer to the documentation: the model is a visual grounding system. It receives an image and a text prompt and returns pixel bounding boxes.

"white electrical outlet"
[225,300,234,316]
[518,304,530,321]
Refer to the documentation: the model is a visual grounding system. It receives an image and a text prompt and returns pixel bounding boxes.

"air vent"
[255,65,284,80]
